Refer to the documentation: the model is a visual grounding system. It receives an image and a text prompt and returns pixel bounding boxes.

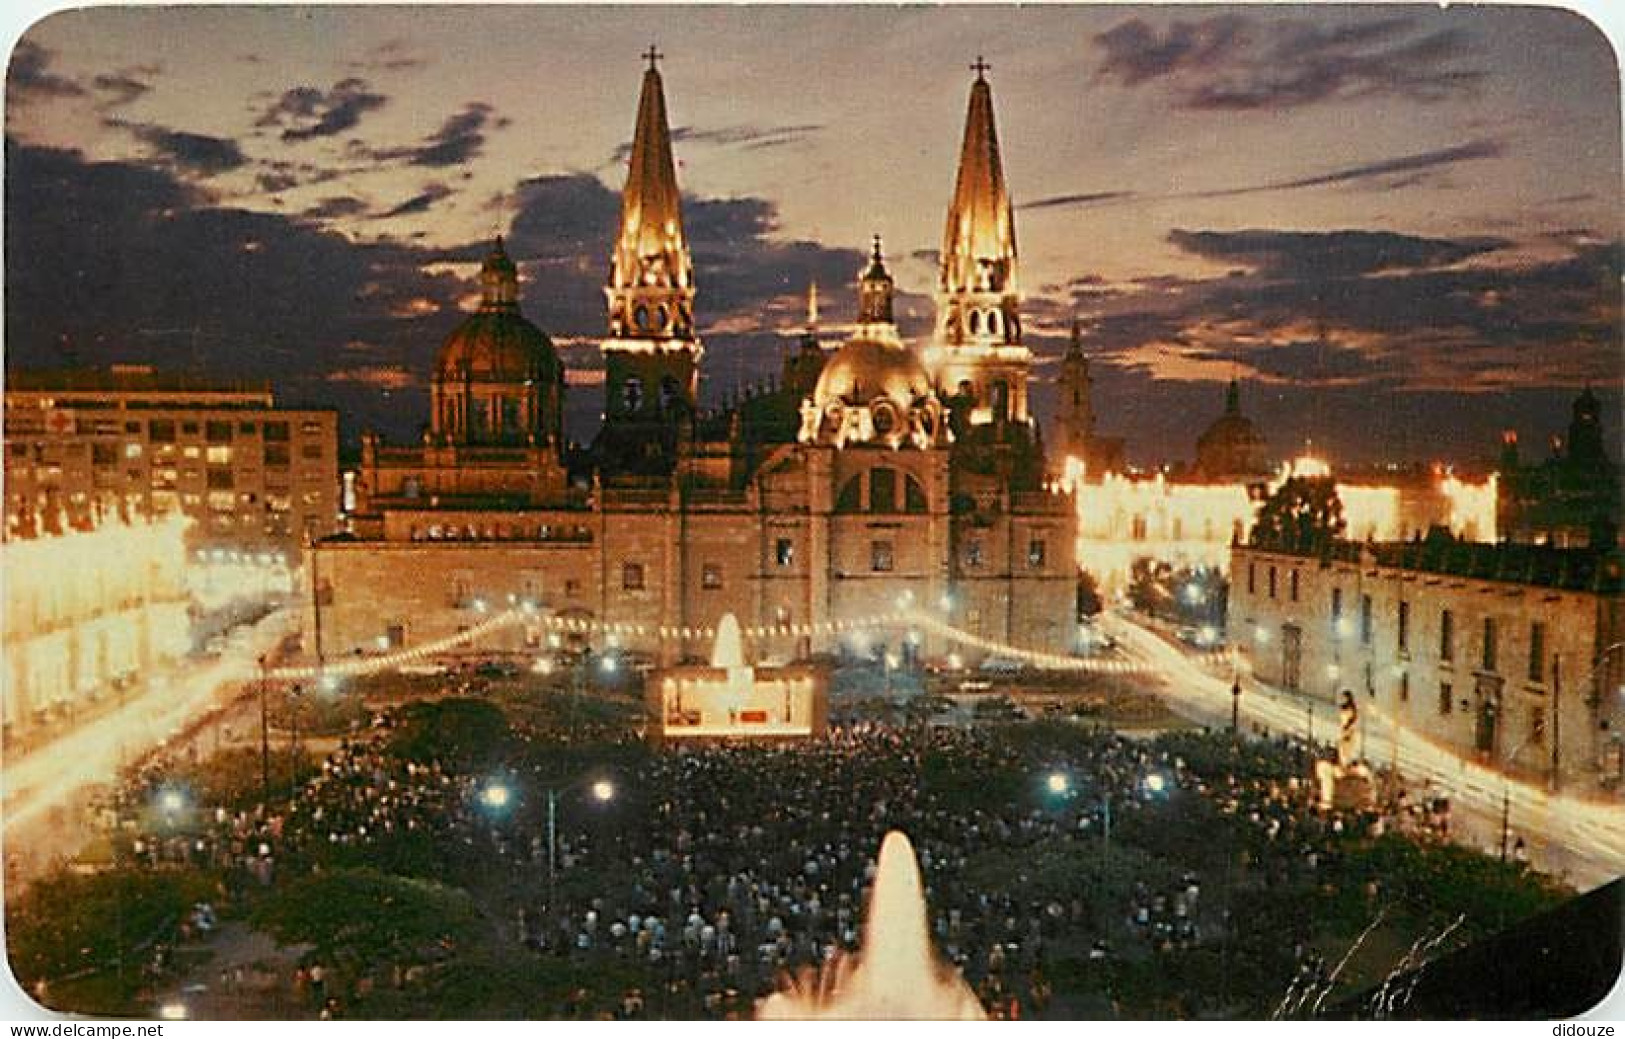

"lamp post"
[1499,728,1543,861]
[542,774,616,911]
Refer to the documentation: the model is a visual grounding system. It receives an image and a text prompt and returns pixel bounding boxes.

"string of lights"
[266,604,1233,683]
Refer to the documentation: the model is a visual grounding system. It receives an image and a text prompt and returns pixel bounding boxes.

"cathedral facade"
[310,58,1078,665]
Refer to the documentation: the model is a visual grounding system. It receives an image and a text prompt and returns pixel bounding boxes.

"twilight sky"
[4,3,1621,465]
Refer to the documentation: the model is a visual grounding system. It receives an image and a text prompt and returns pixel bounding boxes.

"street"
[1101,611,1625,891]
[2,610,295,884]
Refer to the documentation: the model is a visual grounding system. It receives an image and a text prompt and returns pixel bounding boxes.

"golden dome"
[436,312,559,383]
[813,335,933,410]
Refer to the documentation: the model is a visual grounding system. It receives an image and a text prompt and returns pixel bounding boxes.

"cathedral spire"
[606,47,694,343]
[929,63,1029,426]
[939,63,1017,323]
[1066,316,1084,360]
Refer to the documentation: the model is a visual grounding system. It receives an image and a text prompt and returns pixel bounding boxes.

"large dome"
[436,311,559,383]
[813,336,933,411]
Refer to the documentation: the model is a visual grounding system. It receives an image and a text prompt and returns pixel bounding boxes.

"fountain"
[757,831,987,1020]
[647,613,827,742]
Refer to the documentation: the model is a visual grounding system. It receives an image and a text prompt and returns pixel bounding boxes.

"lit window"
[702,564,722,590]
[1027,539,1046,568]
[775,538,794,567]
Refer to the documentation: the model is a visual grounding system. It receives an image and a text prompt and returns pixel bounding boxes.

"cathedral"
[311,57,1079,664]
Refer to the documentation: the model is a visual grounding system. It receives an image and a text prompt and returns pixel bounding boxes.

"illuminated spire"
[937,60,1018,345]
[929,62,1029,426]
[806,281,820,332]
[606,47,694,342]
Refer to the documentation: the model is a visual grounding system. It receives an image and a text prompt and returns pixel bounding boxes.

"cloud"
[1093,13,1485,111]
[90,68,156,109]
[347,39,428,73]
[373,183,453,220]
[1195,138,1505,197]
[115,121,248,177]
[608,122,824,165]
[1093,14,1247,87]
[256,77,389,141]
[1166,228,1510,278]
[365,102,499,168]
[1047,224,1619,403]
[1019,190,1136,211]
[302,195,371,221]
[8,40,84,101]
[1023,139,1504,213]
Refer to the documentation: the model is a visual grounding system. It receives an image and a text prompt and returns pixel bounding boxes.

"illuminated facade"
[4,366,339,553]
[1231,539,1625,788]
[317,60,1076,666]
[1065,457,1499,594]
[1,511,191,742]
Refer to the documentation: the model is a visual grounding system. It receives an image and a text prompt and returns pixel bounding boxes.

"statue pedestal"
[1314,759,1376,811]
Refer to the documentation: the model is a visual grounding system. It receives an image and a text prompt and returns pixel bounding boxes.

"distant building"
[1050,319,1124,480]
[4,365,339,553]
[1231,536,1625,789]
[1499,388,1621,548]
[1192,379,1268,483]
[314,59,1077,666]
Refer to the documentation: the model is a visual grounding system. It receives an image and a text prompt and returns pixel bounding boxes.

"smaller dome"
[435,237,560,383]
[813,336,933,411]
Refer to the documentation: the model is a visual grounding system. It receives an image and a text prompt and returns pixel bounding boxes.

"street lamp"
[479,780,513,811]
[542,773,618,910]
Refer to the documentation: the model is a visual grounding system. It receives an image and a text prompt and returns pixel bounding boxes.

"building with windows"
[310,58,1077,666]
[1230,536,1625,788]
[1,510,191,744]
[4,366,339,554]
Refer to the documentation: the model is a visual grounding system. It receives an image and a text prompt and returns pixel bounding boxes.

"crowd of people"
[79,682,1538,1020]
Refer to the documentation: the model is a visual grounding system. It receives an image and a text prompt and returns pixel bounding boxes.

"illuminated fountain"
[648,612,827,741]
[758,830,985,1020]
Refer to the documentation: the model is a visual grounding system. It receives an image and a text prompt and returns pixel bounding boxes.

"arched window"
[659,375,681,413]
[622,377,644,413]
[904,474,928,513]
[988,310,1002,337]
[656,303,669,332]
[968,309,981,335]
[869,467,898,512]
[835,475,862,513]
[634,304,649,332]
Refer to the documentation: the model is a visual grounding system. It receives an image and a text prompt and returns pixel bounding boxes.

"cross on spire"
[970,55,991,80]
[643,44,663,70]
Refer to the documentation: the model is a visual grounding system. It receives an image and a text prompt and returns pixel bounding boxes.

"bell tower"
[602,46,701,425]
[1054,318,1094,463]
[927,58,1030,428]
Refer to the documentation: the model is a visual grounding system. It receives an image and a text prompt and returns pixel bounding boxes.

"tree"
[1251,475,1347,552]
[387,697,510,770]
[250,868,482,971]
